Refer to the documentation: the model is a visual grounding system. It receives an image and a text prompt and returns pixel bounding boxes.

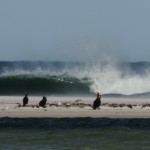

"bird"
[93,93,101,110]
[23,92,29,107]
[39,96,47,108]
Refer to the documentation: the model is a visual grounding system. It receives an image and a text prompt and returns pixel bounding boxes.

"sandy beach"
[0,96,150,118]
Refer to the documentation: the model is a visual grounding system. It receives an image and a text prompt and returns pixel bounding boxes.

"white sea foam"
[66,62,150,95]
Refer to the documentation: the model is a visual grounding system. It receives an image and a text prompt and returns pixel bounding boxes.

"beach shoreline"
[0,96,149,118]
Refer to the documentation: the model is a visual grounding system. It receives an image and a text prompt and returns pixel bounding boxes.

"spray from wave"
[0,61,150,95]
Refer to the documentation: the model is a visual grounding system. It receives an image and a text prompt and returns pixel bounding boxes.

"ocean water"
[1,61,150,149]
[0,118,150,150]
[1,127,150,150]
[0,61,150,96]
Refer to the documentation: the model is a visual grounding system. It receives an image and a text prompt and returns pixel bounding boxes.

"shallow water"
[0,118,150,150]
[0,127,150,150]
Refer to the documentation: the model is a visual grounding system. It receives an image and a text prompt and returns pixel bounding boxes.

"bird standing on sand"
[39,96,47,108]
[93,93,101,110]
[23,92,29,107]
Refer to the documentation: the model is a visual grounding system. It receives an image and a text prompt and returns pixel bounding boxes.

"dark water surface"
[0,118,150,150]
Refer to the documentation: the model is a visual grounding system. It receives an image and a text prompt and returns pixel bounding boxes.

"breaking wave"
[0,61,150,96]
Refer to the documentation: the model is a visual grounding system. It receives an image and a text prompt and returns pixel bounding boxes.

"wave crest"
[1,61,150,95]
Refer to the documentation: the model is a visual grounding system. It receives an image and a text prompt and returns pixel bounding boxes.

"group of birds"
[23,92,47,108]
[23,92,101,109]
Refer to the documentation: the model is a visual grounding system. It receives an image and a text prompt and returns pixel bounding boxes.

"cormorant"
[93,93,101,110]
[39,96,47,108]
[23,92,29,107]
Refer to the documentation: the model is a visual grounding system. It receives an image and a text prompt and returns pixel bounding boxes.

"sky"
[0,0,150,62]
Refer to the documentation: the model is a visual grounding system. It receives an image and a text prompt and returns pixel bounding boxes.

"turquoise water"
[0,127,150,150]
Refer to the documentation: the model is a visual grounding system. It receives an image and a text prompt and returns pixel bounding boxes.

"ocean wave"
[0,61,150,95]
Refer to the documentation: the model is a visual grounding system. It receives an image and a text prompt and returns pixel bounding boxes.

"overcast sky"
[0,0,150,62]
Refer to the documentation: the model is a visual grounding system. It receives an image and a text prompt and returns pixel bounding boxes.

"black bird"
[39,96,47,108]
[93,93,101,110]
[23,92,29,107]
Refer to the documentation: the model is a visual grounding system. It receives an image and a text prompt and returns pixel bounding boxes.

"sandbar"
[0,96,150,118]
